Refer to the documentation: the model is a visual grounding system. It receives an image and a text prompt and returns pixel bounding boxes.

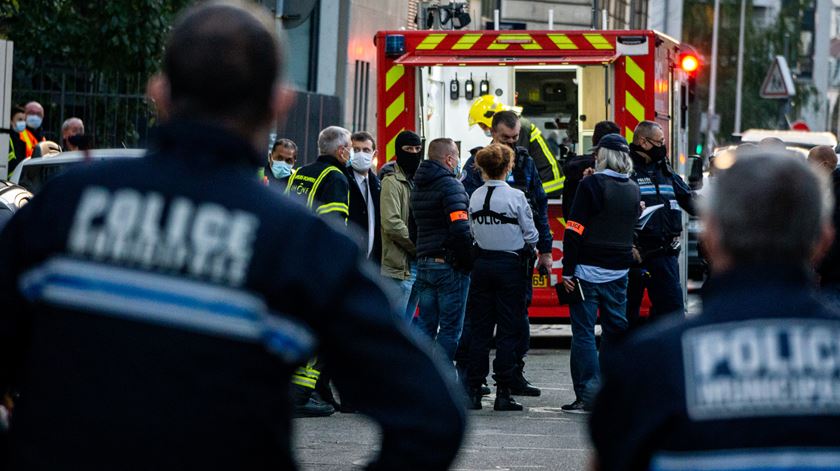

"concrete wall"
[501,0,592,29]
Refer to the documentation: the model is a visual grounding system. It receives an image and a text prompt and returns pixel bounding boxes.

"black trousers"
[466,252,528,389]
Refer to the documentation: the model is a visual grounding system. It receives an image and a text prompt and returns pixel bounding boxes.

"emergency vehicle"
[375,29,697,319]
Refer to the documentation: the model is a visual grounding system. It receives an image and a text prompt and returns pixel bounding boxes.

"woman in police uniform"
[465,143,539,411]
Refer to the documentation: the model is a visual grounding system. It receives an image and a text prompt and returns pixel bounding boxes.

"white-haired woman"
[559,133,641,413]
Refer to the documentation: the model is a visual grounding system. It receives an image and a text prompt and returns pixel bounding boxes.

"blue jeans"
[569,275,629,405]
[413,259,470,362]
[396,262,419,323]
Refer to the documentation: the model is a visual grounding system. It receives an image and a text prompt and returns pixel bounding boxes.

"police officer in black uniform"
[590,152,840,470]
[627,120,696,327]
[0,3,465,469]
[465,144,539,412]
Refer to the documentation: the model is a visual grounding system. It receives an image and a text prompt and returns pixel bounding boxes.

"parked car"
[9,149,146,194]
[0,180,33,230]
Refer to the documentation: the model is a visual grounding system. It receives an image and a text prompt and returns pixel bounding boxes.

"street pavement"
[291,295,702,470]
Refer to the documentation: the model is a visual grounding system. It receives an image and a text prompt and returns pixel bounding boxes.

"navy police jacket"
[590,265,840,471]
[462,146,552,254]
[0,122,465,470]
[629,149,696,250]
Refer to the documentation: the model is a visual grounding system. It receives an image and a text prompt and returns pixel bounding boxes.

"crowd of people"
[2,1,840,469]
[6,101,86,173]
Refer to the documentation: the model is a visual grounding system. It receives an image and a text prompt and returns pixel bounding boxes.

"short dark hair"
[428,137,456,162]
[163,3,282,126]
[10,105,23,119]
[592,120,620,146]
[271,138,297,154]
[491,110,519,131]
[351,131,376,150]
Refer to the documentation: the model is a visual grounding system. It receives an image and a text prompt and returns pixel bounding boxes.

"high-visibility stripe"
[453,34,482,50]
[316,202,349,216]
[386,128,404,162]
[488,34,542,50]
[291,376,316,389]
[626,91,645,123]
[385,65,404,92]
[567,221,585,235]
[584,34,613,50]
[417,33,446,50]
[385,93,405,128]
[308,166,344,208]
[626,57,645,90]
[548,34,578,50]
[626,127,635,142]
[543,177,565,194]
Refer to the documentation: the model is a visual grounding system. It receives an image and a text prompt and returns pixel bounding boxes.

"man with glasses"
[626,121,696,328]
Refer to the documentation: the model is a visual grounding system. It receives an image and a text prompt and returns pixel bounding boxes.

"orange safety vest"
[19,129,43,158]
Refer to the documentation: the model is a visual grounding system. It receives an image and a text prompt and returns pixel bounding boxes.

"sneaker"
[561,399,592,414]
[293,397,336,418]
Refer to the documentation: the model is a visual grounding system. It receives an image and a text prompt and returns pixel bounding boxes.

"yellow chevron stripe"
[625,127,635,142]
[386,93,405,128]
[488,34,541,50]
[417,33,446,50]
[386,128,404,162]
[626,92,645,123]
[584,33,613,50]
[385,65,404,92]
[626,57,645,90]
[453,34,482,50]
[548,34,578,50]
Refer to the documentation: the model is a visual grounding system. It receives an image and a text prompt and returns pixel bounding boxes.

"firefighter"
[591,153,840,470]
[465,143,539,412]
[284,126,353,416]
[468,94,564,197]
[0,4,467,468]
[460,110,550,397]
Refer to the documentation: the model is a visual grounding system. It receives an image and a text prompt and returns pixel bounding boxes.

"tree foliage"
[683,0,818,145]
[1,0,192,78]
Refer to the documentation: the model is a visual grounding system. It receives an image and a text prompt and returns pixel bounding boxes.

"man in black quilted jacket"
[411,137,473,365]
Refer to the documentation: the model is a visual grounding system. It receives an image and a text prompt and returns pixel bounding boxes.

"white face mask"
[484,129,492,138]
[25,114,42,129]
[351,151,374,173]
[13,120,25,133]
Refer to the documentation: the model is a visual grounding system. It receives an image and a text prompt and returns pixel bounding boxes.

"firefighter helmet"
[468,95,522,128]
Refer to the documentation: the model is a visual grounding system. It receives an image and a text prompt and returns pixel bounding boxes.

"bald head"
[808,145,838,176]
[24,102,44,118]
[428,138,457,163]
[632,121,662,145]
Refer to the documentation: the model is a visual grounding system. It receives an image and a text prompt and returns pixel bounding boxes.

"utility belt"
[638,236,681,260]
[474,245,535,278]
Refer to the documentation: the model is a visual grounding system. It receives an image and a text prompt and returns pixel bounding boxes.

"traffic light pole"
[734,0,746,135]
[705,0,721,156]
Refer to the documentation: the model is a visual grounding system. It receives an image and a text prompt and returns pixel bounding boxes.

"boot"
[494,386,524,411]
[467,387,483,410]
[509,364,541,397]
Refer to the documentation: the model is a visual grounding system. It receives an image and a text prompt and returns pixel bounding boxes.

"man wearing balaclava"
[380,130,423,323]
[626,120,696,330]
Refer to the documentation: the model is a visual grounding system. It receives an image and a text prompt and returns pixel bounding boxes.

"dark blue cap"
[597,133,630,153]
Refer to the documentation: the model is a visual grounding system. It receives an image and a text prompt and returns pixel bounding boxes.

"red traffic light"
[681,54,699,73]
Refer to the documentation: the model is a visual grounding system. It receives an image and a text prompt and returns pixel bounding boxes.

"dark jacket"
[818,167,840,285]
[463,146,552,254]
[561,153,595,218]
[519,117,564,198]
[411,159,472,270]
[347,168,382,264]
[630,150,696,250]
[562,172,640,277]
[285,155,350,226]
[590,265,840,471]
[0,122,466,470]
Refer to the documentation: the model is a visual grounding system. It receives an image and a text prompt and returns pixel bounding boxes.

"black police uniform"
[627,147,695,326]
[465,180,539,410]
[462,145,550,390]
[591,265,840,471]
[0,122,465,470]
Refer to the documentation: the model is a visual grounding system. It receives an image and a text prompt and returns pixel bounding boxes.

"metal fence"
[12,67,155,149]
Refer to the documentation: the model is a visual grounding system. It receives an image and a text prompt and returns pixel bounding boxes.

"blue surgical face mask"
[271,160,293,179]
[13,120,25,133]
[25,114,42,129]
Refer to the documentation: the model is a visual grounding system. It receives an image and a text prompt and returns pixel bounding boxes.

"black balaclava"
[395,130,423,178]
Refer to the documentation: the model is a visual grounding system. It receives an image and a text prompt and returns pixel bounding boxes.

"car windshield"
[18,161,77,194]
